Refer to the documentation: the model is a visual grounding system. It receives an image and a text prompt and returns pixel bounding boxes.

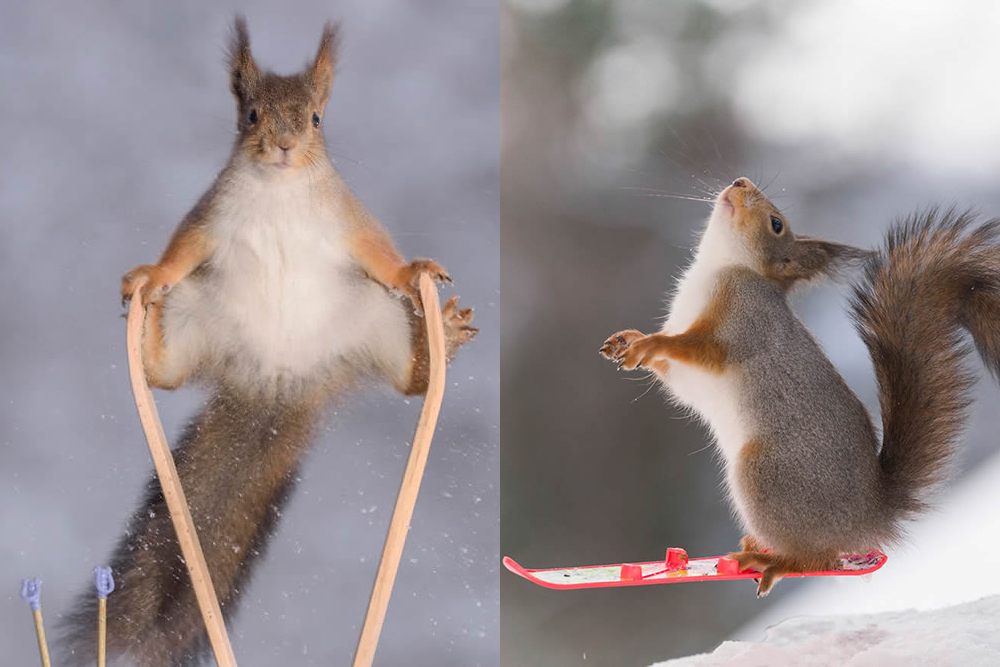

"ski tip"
[502,556,525,576]
[502,556,568,589]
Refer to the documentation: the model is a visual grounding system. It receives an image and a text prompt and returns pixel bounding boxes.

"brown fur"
[401,295,478,396]
[601,283,732,373]
[725,178,873,291]
[63,16,476,666]
[767,238,874,290]
[730,439,839,596]
[725,548,837,597]
[121,222,213,306]
[138,301,180,389]
[739,534,766,553]
[851,209,1000,518]
[599,330,673,374]
[63,388,325,665]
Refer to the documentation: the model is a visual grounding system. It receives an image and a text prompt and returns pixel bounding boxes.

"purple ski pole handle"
[94,566,115,599]
[20,578,42,611]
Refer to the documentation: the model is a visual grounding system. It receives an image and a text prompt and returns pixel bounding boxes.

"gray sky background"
[1,2,503,665]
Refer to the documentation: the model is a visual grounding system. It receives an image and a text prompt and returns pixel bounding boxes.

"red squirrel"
[61,17,477,666]
[601,177,1000,596]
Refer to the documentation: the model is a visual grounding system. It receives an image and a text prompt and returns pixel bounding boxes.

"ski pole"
[94,566,115,667]
[125,277,238,667]
[351,273,447,667]
[20,578,52,667]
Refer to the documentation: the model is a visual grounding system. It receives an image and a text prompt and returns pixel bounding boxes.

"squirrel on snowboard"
[601,177,1000,596]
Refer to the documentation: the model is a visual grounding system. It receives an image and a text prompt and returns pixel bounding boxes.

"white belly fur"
[656,230,750,468]
[161,171,409,387]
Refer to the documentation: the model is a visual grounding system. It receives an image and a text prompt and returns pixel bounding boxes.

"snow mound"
[651,595,1000,666]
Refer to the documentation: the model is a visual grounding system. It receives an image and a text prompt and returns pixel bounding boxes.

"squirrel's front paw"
[599,330,645,362]
[394,259,452,312]
[121,265,173,307]
[605,333,666,371]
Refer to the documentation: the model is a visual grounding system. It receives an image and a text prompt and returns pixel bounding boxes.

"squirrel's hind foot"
[442,295,478,358]
[725,549,837,598]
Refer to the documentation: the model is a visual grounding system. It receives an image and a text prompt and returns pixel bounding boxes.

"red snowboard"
[504,547,887,590]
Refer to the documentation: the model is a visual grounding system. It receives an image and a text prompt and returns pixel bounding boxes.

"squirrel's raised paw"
[121,265,172,307]
[615,335,672,371]
[599,330,646,362]
[442,295,478,351]
[395,259,452,314]
[395,258,451,292]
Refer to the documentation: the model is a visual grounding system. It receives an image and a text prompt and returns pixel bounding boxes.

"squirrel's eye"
[247,109,258,125]
[312,112,320,128]
[770,215,783,234]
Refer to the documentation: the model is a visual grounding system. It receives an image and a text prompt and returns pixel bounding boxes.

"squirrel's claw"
[442,295,475,324]
[441,295,479,348]
[397,259,451,291]
[395,259,452,315]
[121,265,172,307]
[393,259,454,317]
[601,330,647,369]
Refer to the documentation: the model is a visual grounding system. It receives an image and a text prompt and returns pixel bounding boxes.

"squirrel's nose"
[732,178,748,188]
[277,137,296,152]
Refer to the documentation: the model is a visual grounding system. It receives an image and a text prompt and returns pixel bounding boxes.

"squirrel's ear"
[777,238,873,287]
[309,22,340,105]
[228,15,260,104]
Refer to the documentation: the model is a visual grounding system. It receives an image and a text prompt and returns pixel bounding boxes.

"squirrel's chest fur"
[165,170,406,384]
[658,236,748,464]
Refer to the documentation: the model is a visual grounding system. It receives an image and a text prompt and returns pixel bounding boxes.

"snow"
[651,595,1000,666]
[651,453,1000,666]
[734,452,1000,638]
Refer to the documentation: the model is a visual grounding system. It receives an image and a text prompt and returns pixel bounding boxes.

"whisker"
[618,186,712,199]
[761,170,781,194]
[687,442,713,457]
[634,193,715,203]
[631,374,660,402]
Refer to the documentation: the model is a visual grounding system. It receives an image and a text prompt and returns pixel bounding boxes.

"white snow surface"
[651,595,1000,666]
[733,451,1000,639]
[652,453,1000,666]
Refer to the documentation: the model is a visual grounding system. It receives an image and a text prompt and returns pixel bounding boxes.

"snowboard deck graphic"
[503,547,887,590]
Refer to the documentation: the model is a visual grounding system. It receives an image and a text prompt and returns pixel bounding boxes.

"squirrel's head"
[226,16,338,174]
[708,177,870,290]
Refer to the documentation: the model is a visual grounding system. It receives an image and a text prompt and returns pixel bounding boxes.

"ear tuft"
[778,238,873,288]
[310,22,341,105]
[227,14,260,103]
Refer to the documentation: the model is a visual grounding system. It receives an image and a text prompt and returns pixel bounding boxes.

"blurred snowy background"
[1,2,503,665]
[500,1,1000,666]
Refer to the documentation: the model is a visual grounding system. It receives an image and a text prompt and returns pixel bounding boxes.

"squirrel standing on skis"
[600,177,1000,596]
[61,17,477,666]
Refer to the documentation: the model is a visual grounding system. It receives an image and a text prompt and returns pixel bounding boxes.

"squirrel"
[600,177,1000,597]
[60,16,477,666]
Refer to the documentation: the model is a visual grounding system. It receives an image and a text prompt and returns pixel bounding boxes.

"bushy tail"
[59,388,321,667]
[850,209,1000,524]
